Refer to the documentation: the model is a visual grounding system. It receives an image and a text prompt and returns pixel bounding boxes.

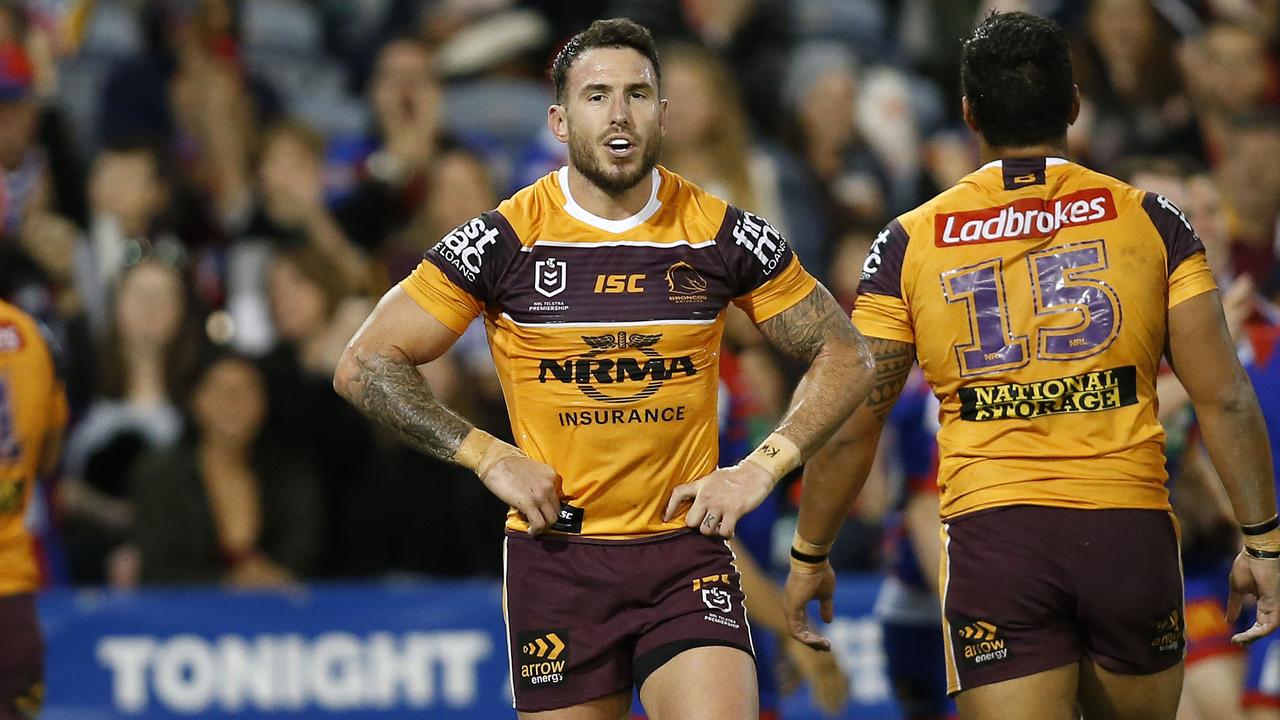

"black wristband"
[790,546,829,564]
[1245,545,1280,560]
[1242,515,1280,536]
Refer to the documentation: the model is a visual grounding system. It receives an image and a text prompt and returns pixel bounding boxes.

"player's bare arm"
[665,284,875,538]
[334,288,562,533]
[1167,289,1280,643]
[758,284,878,454]
[782,336,915,650]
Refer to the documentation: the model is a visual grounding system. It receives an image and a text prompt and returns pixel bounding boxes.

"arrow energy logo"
[517,630,569,689]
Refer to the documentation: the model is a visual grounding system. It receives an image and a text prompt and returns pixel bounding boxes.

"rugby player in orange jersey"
[0,300,68,719]
[782,11,1280,720]
[334,18,875,720]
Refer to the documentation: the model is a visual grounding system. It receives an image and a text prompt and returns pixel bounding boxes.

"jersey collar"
[978,156,1070,172]
[557,166,663,234]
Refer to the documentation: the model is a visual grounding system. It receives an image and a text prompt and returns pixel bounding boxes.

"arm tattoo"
[755,285,876,458]
[350,350,472,462]
[757,285,861,364]
[865,338,914,420]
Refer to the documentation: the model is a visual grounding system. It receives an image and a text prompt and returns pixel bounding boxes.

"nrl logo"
[537,331,697,404]
[534,257,567,297]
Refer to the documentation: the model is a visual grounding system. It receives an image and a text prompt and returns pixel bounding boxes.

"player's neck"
[565,165,654,220]
[979,138,1069,165]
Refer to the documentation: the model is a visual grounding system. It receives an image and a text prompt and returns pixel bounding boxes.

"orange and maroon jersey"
[401,166,816,538]
[0,300,67,595]
[853,157,1217,520]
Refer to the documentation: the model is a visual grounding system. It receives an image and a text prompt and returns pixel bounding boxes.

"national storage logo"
[958,366,1137,421]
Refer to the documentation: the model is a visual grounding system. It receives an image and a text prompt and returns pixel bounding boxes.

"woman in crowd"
[58,256,200,585]
[130,350,322,586]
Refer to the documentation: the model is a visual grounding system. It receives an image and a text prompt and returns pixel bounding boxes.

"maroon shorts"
[503,529,755,712]
[0,593,43,719]
[941,506,1184,695]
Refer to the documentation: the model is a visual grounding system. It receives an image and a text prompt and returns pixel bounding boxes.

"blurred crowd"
[1,0,1278,599]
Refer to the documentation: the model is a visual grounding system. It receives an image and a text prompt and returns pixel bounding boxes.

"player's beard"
[567,127,661,196]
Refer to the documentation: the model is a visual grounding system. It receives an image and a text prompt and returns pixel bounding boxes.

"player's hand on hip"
[783,561,837,651]
[661,461,774,538]
[479,456,561,535]
[1228,550,1280,644]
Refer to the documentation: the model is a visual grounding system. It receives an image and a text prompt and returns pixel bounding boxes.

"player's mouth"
[603,135,638,159]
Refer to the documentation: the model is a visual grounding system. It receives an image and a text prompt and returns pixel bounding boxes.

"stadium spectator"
[77,138,179,338]
[1181,22,1276,165]
[59,256,200,585]
[659,41,825,276]
[1215,115,1280,289]
[783,41,892,251]
[1071,0,1200,170]
[258,246,376,576]
[336,36,446,255]
[130,350,322,587]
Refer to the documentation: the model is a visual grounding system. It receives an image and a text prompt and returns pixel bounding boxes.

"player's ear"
[548,104,570,144]
[658,97,668,134]
[961,96,979,134]
[1068,85,1081,126]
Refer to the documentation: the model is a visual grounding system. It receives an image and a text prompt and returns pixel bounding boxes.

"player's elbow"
[332,343,365,402]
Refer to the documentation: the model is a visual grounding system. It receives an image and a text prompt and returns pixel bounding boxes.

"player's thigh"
[1249,709,1280,720]
[638,645,758,720]
[953,663,1077,720]
[1181,653,1244,720]
[1077,658,1183,720]
[518,690,632,720]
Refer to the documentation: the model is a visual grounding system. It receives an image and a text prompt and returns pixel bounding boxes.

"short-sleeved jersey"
[0,300,67,595]
[853,157,1217,520]
[401,165,816,538]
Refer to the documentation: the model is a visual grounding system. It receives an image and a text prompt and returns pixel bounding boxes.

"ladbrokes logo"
[538,332,696,404]
[935,188,1117,247]
[666,262,709,303]
[518,630,568,689]
[955,620,1012,669]
[1151,609,1185,654]
[959,366,1137,421]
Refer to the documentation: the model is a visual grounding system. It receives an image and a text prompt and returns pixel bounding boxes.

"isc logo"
[594,274,644,293]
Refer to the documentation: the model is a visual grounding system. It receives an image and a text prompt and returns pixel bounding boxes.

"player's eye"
[589,94,606,102]
[631,91,647,100]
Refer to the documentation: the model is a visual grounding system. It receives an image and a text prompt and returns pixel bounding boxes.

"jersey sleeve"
[717,206,818,323]
[1139,192,1218,309]
[1167,251,1217,309]
[398,211,519,334]
[851,219,914,343]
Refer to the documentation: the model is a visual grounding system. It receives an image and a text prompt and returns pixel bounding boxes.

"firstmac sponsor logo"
[935,188,1117,247]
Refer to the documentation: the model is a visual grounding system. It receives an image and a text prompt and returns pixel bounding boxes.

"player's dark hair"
[551,18,660,102]
[961,11,1075,148]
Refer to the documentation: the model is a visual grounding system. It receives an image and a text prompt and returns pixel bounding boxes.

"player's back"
[0,300,66,595]
[855,157,1216,519]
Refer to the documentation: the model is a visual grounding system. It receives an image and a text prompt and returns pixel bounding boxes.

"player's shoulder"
[494,170,561,247]
[0,301,52,368]
[0,300,40,347]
